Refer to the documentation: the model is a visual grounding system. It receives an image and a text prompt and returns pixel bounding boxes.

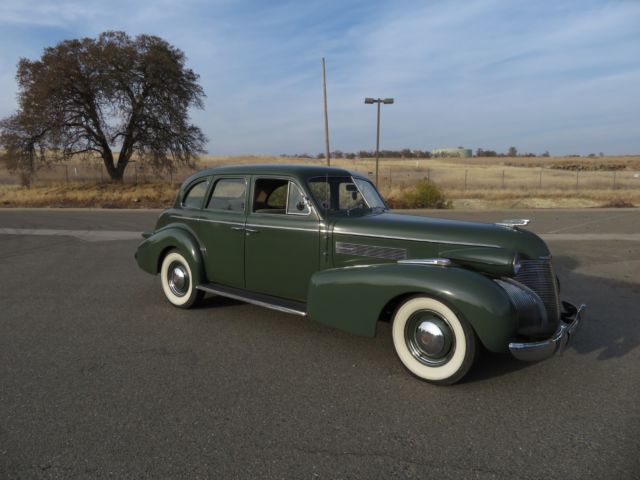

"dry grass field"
[0,182,178,208]
[1,154,639,209]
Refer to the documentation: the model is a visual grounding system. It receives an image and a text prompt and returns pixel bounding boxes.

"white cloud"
[0,0,638,155]
[0,0,99,27]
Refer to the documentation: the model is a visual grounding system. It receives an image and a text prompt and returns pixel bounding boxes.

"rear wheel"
[391,296,477,385]
[160,250,203,308]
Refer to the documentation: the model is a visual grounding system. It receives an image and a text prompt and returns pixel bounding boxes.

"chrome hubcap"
[416,321,446,356]
[405,311,454,366]
[167,262,189,297]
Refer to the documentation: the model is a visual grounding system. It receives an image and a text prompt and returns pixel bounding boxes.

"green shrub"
[390,180,451,209]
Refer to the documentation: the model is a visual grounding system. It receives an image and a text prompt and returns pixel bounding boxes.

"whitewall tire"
[391,296,477,385]
[160,250,203,309]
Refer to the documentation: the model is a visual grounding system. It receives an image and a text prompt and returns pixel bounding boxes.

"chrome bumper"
[509,301,586,362]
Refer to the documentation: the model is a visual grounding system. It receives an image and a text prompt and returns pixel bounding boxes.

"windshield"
[307,176,387,214]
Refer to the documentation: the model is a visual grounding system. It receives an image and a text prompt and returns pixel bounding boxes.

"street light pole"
[375,101,381,186]
[364,97,394,187]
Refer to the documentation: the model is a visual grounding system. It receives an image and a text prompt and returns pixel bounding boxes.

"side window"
[207,178,246,212]
[308,180,331,209]
[253,178,288,214]
[182,180,209,209]
[286,182,310,215]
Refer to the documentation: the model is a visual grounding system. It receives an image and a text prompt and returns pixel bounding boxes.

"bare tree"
[0,31,207,182]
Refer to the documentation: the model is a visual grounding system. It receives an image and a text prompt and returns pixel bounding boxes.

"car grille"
[494,278,549,337]
[514,258,561,325]
[335,242,408,260]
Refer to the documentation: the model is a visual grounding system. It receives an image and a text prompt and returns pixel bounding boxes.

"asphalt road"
[1,208,639,479]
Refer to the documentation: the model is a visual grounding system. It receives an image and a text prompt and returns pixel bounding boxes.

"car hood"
[331,212,550,259]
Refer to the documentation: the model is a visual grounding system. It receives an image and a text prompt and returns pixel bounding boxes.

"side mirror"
[296,197,310,212]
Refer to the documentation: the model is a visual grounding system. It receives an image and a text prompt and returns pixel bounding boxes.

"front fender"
[134,224,205,285]
[307,263,517,353]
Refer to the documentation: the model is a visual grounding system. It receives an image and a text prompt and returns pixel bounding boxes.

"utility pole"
[322,58,330,166]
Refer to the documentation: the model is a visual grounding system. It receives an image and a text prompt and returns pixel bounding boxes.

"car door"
[244,177,320,302]
[199,175,248,288]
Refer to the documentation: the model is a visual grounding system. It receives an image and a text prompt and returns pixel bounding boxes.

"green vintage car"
[135,164,585,384]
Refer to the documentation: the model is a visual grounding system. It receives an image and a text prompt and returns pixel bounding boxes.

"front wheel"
[160,250,203,308]
[392,296,477,385]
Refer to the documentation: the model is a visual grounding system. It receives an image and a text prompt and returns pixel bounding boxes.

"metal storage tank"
[432,147,472,158]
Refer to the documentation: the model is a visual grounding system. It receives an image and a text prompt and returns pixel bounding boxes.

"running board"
[196,283,307,317]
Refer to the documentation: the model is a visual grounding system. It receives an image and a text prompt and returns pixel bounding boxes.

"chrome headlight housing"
[512,252,523,276]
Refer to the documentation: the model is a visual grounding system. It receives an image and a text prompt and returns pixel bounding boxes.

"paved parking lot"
[1,208,639,479]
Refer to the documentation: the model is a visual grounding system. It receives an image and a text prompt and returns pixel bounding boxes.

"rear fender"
[307,263,517,353]
[134,224,205,285]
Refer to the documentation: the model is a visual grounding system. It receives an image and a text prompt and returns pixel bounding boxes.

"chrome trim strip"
[199,218,245,226]
[397,258,452,266]
[173,216,318,232]
[286,209,312,216]
[245,223,318,233]
[509,302,586,362]
[171,215,200,222]
[333,229,502,248]
[196,285,307,317]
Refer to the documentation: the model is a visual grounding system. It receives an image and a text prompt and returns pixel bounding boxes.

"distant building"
[432,147,472,158]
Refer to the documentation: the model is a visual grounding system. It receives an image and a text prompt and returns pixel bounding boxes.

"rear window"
[182,180,209,209]
[207,178,246,212]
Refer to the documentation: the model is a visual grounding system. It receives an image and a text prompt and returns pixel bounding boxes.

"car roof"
[183,163,366,184]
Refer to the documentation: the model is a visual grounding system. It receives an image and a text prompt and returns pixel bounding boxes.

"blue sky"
[0,0,639,155]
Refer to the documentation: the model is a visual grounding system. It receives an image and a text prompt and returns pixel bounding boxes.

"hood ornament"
[496,219,531,228]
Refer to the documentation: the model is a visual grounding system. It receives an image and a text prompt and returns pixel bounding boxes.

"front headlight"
[439,247,529,277]
[513,252,523,276]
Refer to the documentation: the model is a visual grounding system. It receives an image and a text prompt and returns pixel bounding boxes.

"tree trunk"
[115,133,134,182]
[115,159,128,181]
[110,167,124,182]
[101,149,122,182]
[102,150,130,182]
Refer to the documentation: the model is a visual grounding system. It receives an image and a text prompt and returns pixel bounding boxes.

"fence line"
[349,164,640,192]
[0,162,182,186]
[2,160,640,191]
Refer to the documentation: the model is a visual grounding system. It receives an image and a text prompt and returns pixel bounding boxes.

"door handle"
[245,228,260,234]
[230,226,244,231]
